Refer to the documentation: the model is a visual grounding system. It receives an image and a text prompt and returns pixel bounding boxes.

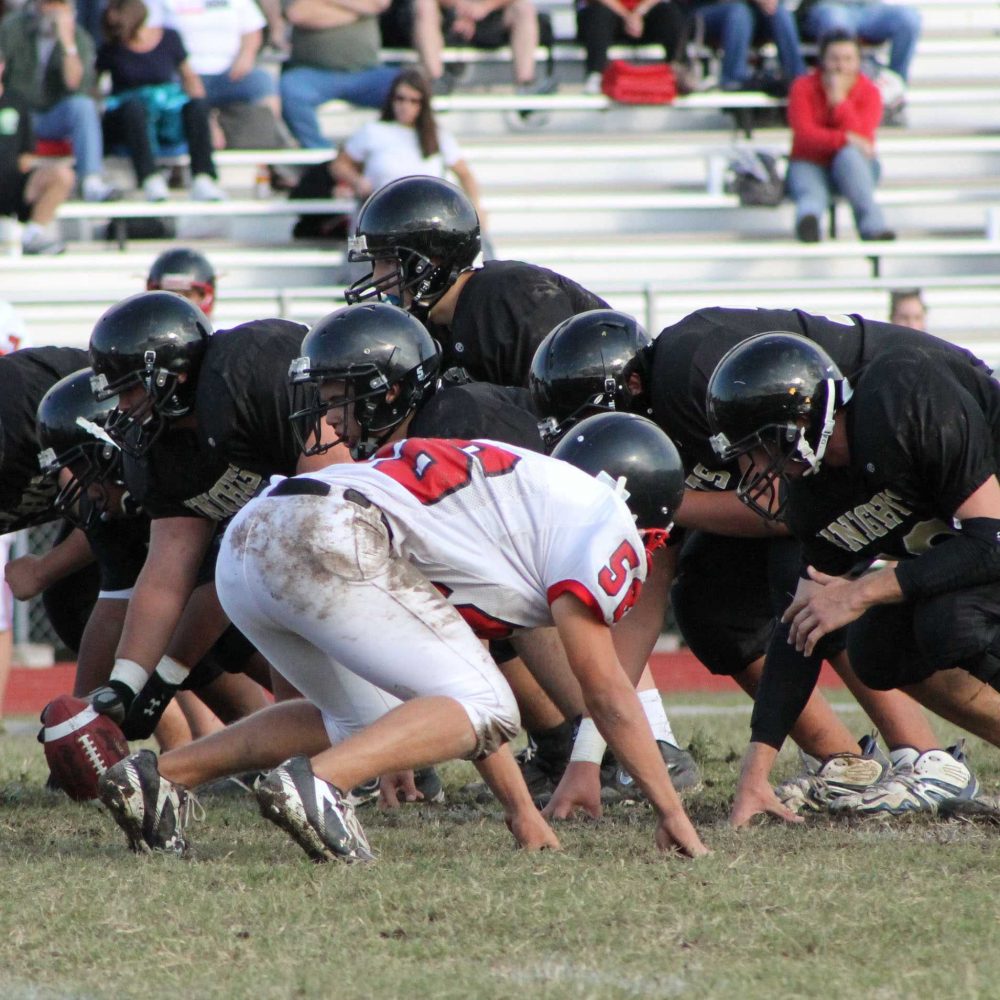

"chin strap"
[641,527,671,563]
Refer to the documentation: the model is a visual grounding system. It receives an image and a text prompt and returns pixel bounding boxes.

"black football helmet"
[288,302,441,459]
[37,368,123,526]
[147,247,216,317]
[89,291,212,457]
[706,331,852,520]
[529,309,652,445]
[344,176,481,308]
[551,411,685,532]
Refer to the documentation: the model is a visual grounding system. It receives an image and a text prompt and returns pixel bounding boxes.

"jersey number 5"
[598,539,641,622]
[373,438,521,505]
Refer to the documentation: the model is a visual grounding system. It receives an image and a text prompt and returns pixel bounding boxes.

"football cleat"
[414,766,446,804]
[601,741,702,802]
[98,749,193,855]
[775,734,888,814]
[829,742,978,816]
[343,777,380,808]
[255,755,374,863]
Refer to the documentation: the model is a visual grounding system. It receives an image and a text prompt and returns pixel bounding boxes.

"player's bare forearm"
[5,527,94,599]
[611,544,674,680]
[475,744,560,849]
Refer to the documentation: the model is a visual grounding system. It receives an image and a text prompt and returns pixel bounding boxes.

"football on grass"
[40,694,129,801]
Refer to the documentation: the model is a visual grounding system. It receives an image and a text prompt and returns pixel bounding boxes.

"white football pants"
[216,486,520,756]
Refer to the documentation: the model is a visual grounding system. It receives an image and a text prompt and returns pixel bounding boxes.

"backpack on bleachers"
[726,148,785,207]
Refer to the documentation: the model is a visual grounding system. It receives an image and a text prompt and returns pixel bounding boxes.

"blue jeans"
[803,3,921,81]
[280,64,398,148]
[699,1,805,86]
[200,68,277,108]
[32,94,104,179]
[786,145,887,237]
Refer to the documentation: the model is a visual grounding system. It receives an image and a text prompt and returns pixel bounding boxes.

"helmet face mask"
[342,177,481,308]
[289,302,441,460]
[37,369,125,528]
[706,332,850,522]
[529,310,652,447]
[88,291,211,458]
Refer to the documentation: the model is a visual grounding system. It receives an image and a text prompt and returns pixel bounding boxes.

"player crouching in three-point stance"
[99,411,708,862]
[706,332,996,818]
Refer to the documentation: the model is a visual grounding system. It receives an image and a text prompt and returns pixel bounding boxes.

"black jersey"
[647,307,988,490]
[86,512,151,593]
[409,380,543,452]
[0,346,89,531]
[787,349,1000,575]
[125,319,308,520]
[428,260,608,387]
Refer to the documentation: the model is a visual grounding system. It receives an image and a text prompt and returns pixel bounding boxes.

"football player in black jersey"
[343,175,608,387]
[534,306,980,824]
[707,328,1000,818]
[85,291,350,740]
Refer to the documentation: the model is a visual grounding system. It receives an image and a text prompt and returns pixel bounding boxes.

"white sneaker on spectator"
[81,175,122,203]
[143,173,169,202]
[21,225,65,255]
[583,72,603,95]
[191,174,225,202]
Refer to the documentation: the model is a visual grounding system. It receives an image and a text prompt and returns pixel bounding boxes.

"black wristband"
[122,673,180,741]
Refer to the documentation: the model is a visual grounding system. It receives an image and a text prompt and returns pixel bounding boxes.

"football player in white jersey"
[98,413,709,863]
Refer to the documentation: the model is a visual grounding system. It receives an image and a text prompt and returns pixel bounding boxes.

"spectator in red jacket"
[786,30,894,243]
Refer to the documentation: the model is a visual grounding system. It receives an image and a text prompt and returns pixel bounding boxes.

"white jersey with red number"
[304,438,647,637]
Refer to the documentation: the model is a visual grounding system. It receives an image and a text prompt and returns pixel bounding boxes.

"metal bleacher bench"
[56,196,354,249]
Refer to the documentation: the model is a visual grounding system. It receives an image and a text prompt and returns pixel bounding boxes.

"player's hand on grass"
[730,778,804,829]
[542,761,603,820]
[655,812,709,858]
[505,809,561,851]
[379,770,423,808]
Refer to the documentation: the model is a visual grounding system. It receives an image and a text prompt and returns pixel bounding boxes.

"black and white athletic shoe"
[98,749,192,855]
[255,755,374,864]
[601,741,702,802]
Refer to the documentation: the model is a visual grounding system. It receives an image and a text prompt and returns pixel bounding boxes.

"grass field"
[3,691,999,1000]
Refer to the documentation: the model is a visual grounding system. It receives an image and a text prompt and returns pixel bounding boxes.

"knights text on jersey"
[129,319,308,520]
[408,381,544,452]
[301,438,646,635]
[788,350,1000,575]
[431,260,608,387]
[0,346,90,530]
[648,306,990,479]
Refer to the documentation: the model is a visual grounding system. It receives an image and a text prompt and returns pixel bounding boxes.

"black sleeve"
[895,517,1000,600]
[749,621,824,750]
[17,103,33,158]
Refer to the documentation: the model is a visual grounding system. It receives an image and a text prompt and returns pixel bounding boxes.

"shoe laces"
[179,789,206,829]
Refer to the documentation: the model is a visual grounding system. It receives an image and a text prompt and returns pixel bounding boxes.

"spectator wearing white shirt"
[331,68,481,213]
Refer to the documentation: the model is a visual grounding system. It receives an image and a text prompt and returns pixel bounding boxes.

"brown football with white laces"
[40,694,129,801]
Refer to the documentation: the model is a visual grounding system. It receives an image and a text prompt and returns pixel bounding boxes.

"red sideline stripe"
[650,649,846,692]
[6,664,77,714]
[5,652,846,715]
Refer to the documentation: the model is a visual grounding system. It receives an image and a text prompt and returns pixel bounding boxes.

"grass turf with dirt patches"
[2,692,998,1000]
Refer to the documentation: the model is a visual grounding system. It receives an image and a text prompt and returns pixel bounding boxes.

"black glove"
[87,681,137,726]
[121,671,182,741]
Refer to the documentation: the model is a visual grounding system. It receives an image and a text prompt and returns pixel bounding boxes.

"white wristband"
[109,658,149,696]
[569,717,608,764]
[154,655,190,686]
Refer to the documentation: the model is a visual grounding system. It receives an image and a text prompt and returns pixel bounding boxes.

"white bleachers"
[1,0,998,357]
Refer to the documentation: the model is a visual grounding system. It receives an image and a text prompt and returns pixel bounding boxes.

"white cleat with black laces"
[255,755,374,863]
[98,749,195,855]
